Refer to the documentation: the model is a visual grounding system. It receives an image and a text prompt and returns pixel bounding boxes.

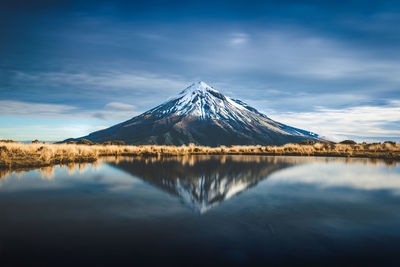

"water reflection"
[106,155,294,212]
[0,155,397,182]
[0,162,98,181]
[108,156,398,212]
[1,156,399,212]
[268,160,400,194]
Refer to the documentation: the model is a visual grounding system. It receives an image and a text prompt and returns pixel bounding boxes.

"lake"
[1,155,400,266]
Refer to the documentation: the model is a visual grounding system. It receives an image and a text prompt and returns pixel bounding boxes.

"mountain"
[109,155,294,213]
[70,81,321,146]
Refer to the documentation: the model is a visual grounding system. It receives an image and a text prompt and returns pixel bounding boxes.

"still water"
[1,155,400,266]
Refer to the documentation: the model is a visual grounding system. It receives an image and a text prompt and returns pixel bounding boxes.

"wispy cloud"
[228,33,249,47]
[105,102,135,111]
[0,100,78,118]
[7,70,189,110]
[268,100,400,141]
[176,29,400,86]
[14,71,188,91]
[0,100,139,121]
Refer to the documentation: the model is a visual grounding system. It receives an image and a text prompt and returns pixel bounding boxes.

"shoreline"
[1,141,399,170]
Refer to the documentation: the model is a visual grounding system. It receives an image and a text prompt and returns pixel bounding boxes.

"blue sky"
[0,0,399,141]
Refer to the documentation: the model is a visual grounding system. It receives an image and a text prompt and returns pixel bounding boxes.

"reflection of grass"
[0,141,399,170]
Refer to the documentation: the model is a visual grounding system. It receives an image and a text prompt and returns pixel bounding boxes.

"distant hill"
[66,81,321,146]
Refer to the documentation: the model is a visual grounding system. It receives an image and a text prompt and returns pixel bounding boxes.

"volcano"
[69,81,320,146]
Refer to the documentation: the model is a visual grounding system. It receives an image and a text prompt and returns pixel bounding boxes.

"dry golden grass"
[0,142,98,169]
[0,141,399,170]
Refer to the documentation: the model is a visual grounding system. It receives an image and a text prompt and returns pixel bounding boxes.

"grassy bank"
[0,141,399,169]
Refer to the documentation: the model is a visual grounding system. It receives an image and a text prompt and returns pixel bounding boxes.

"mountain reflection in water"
[108,155,292,212]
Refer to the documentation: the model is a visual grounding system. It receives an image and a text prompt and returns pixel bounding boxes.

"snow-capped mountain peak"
[73,81,322,146]
[179,81,220,95]
[170,81,248,120]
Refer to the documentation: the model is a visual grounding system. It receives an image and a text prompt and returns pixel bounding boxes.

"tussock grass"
[0,141,399,170]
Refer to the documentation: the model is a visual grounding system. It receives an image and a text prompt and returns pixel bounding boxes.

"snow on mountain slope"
[171,81,247,120]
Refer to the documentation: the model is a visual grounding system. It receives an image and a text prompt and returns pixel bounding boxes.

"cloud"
[0,100,139,121]
[267,100,400,141]
[290,57,400,81]
[229,33,249,46]
[7,70,190,110]
[105,102,135,111]
[165,28,400,97]
[249,92,373,113]
[14,71,188,92]
[0,100,78,118]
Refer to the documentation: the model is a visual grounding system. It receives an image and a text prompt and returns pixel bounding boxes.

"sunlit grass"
[0,140,399,169]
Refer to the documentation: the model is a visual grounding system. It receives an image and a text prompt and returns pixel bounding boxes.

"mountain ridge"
[67,81,321,146]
